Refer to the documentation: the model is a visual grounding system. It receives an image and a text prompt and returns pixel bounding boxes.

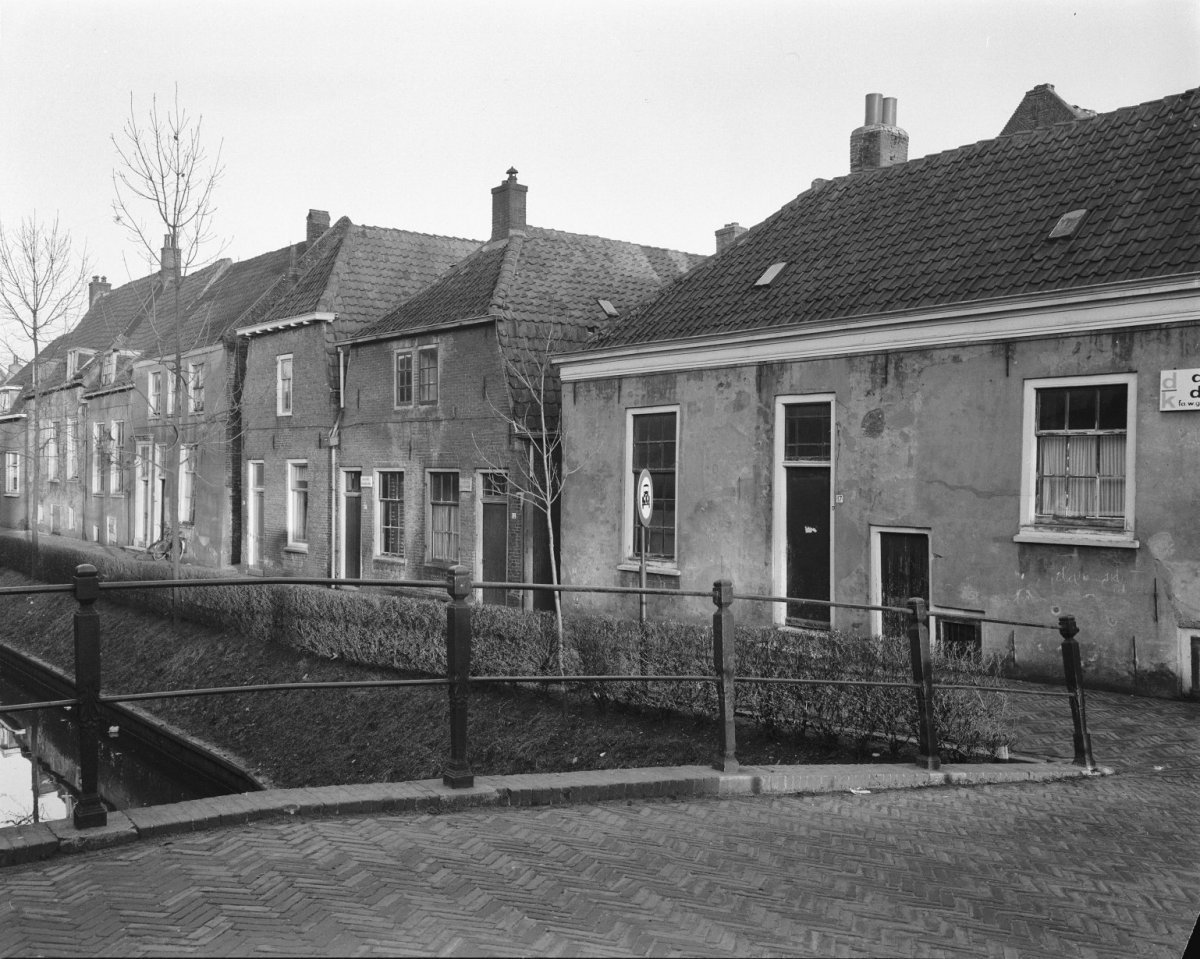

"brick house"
[556,87,1200,696]
[334,171,704,606]
[0,239,299,567]
[235,212,480,577]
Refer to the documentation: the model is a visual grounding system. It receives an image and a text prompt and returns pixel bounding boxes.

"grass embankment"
[0,571,881,789]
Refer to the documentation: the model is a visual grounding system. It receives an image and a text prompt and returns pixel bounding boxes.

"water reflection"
[1,714,71,827]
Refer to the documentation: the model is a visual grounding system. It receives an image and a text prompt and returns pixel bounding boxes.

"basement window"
[1048,209,1087,239]
[755,262,787,286]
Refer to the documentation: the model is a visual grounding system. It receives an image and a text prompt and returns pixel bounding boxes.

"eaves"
[235,312,336,338]
[338,313,497,348]
[557,274,1200,382]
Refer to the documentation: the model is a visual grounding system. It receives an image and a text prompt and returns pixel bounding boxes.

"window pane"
[1065,388,1098,431]
[419,349,438,403]
[784,404,831,461]
[1037,388,1067,431]
[395,353,412,405]
[1097,385,1127,430]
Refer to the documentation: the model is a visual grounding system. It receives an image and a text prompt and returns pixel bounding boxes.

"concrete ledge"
[1,759,1103,868]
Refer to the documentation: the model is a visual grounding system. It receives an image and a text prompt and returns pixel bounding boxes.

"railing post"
[1058,614,1096,770]
[443,564,474,788]
[72,563,107,828]
[907,598,940,771]
[711,578,738,772]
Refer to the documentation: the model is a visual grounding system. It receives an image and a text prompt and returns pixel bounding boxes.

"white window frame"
[426,469,460,563]
[166,368,177,416]
[771,394,836,627]
[108,421,124,494]
[621,405,680,575]
[286,459,309,549]
[65,417,77,479]
[188,361,205,413]
[247,460,265,566]
[148,370,163,418]
[375,469,405,559]
[45,421,59,481]
[277,355,294,417]
[393,350,414,408]
[179,444,197,525]
[91,422,104,493]
[1014,372,1138,549]
[4,452,19,495]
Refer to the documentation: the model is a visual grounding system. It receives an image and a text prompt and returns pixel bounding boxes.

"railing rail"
[0,563,1097,829]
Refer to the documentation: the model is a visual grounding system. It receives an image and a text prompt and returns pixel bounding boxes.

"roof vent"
[1048,208,1088,239]
[754,262,787,286]
[596,298,619,318]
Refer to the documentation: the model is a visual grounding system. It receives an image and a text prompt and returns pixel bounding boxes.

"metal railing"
[0,563,1096,829]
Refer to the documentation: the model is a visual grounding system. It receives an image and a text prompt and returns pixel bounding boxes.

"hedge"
[0,535,1015,759]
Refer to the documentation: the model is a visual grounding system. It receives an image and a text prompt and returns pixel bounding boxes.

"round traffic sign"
[636,469,654,527]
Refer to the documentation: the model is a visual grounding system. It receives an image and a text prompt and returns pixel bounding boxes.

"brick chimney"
[715,222,747,254]
[307,209,331,245]
[491,168,527,241]
[160,234,179,280]
[849,93,909,174]
[88,275,111,307]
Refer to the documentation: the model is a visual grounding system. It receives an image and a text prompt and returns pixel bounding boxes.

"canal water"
[0,674,238,829]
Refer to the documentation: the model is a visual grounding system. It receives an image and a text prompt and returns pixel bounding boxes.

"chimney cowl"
[849,92,909,174]
[88,274,112,307]
[491,168,528,241]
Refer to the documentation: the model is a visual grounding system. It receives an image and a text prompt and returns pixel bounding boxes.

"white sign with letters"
[1160,369,1200,411]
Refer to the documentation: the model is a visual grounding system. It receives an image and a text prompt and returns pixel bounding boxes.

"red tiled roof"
[596,88,1200,351]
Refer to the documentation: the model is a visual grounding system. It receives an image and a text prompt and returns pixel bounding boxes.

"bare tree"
[0,214,88,577]
[481,325,578,676]
[112,88,224,579]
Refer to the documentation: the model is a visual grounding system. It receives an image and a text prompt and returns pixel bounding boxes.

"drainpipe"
[330,346,347,583]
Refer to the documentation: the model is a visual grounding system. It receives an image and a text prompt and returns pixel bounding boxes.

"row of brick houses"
[1,83,1197,695]
[557,85,1200,695]
[0,172,699,609]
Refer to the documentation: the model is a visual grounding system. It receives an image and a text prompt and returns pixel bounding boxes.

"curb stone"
[0,759,1100,868]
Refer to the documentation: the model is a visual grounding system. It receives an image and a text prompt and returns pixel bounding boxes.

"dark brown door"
[481,473,508,605]
[880,532,929,638]
[786,466,831,625]
[343,471,361,579]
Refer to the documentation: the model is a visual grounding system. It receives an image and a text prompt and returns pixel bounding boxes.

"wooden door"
[880,531,930,638]
[343,471,361,579]
[785,466,831,625]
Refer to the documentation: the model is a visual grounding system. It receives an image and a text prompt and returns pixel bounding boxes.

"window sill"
[1013,527,1139,549]
[373,554,406,566]
[283,544,309,554]
[3,492,18,498]
[617,561,681,578]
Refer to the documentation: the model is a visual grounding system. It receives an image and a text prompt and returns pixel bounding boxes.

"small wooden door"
[880,531,930,638]
[785,466,831,625]
[343,471,362,579]
[481,473,508,605]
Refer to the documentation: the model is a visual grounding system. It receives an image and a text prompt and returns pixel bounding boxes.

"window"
[627,408,678,564]
[65,417,78,479]
[108,421,124,494]
[45,422,59,481]
[179,445,197,524]
[100,352,117,385]
[277,355,293,416]
[377,471,405,557]
[4,452,19,495]
[1017,374,1137,547]
[418,347,438,404]
[428,471,459,562]
[394,351,413,406]
[148,371,163,417]
[188,362,205,413]
[287,461,308,547]
[91,422,105,493]
[166,368,177,416]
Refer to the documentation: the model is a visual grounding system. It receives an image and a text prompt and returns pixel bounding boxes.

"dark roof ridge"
[351,221,483,245]
[524,224,701,258]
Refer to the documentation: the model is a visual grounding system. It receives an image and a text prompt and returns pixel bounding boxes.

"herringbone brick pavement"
[1,688,1198,958]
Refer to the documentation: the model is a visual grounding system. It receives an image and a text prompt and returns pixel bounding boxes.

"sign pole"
[635,469,654,627]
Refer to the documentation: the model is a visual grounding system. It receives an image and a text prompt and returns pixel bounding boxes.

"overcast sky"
[1,0,1196,354]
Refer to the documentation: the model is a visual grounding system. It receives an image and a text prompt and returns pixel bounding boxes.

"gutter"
[337,313,497,349]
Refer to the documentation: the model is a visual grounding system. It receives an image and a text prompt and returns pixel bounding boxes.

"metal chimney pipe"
[864,93,883,125]
[882,97,897,126]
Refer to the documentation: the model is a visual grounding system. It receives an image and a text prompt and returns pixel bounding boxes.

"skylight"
[1048,209,1088,239]
[755,262,787,286]
[597,298,619,318]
